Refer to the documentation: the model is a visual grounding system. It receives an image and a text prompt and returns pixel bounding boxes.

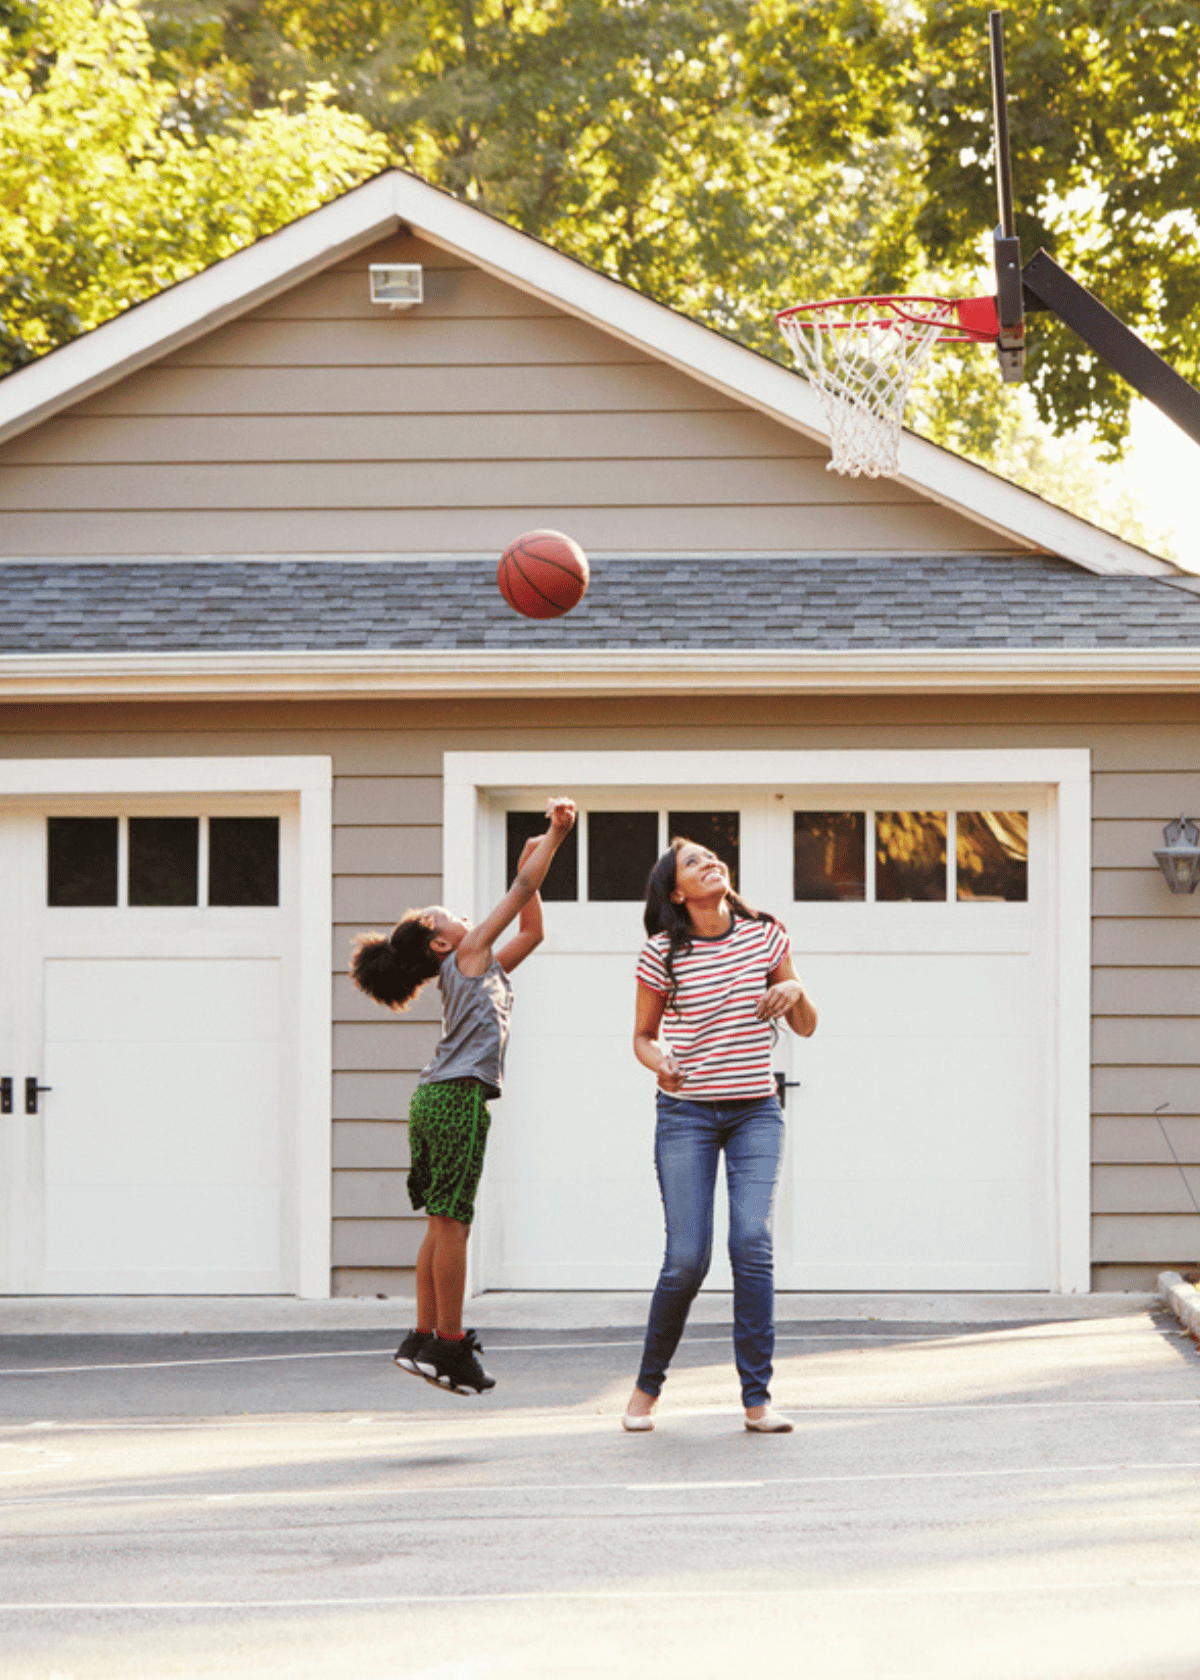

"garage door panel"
[38,956,284,1288]
[794,1176,1042,1279]
[796,952,1038,1037]
[45,1183,281,1274]
[45,1040,280,1186]
[485,785,1052,1292]
[43,957,281,1043]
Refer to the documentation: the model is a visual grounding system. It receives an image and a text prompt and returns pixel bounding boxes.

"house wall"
[0,690,1196,1293]
[0,235,1024,558]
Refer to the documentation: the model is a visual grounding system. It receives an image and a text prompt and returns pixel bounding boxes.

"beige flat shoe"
[744,1406,794,1433]
[622,1409,656,1432]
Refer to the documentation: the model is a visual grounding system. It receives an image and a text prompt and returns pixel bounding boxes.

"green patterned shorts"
[407,1078,492,1226]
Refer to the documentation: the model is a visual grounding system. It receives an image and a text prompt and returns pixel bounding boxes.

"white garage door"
[478,784,1051,1291]
[0,802,295,1293]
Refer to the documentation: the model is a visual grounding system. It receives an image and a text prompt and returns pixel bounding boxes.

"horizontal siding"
[6,691,1200,1287]
[1092,819,1190,868]
[70,360,736,417]
[1092,1214,1200,1262]
[333,1121,410,1169]
[1093,1116,1200,1162]
[0,502,996,557]
[1092,868,1200,918]
[332,1217,423,1268]
[0,456,916,512]
[0,409,819,467]
[157,314,658,368]
[1093,1164,1200,1214]
[242,263,559,322]
[0,230,1017,557]
[1094,773,1200,819]
[1092,1018,1200,1065]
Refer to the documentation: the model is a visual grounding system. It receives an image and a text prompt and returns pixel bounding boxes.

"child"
[349,796,576,1395]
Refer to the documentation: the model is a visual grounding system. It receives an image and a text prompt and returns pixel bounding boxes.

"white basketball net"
[776,297,963,479]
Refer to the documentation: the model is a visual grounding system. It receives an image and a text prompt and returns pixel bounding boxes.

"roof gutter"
[2,646,1200,702]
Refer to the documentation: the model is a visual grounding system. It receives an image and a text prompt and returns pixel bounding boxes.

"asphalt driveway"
[2,1300,1199,1678]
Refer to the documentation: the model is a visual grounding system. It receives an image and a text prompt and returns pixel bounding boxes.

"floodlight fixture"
[369,264,424,310]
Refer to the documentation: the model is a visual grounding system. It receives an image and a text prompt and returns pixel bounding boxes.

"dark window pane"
[875,812,947,901]
[506,811,577,901]
[210,817,280,907]
[957,811,1028,902]
[668,811,740,890]
[794,812,866,901]
[47,817,118,907]
[129,817,198,906]
[588,811,659,901]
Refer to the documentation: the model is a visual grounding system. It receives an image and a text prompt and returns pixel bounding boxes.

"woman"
[624,837,817,1434]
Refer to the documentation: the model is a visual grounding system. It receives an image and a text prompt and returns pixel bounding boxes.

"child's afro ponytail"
[349,912,441,1010]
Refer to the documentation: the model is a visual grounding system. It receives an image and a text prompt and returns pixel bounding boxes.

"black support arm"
[1022,248,1200,449]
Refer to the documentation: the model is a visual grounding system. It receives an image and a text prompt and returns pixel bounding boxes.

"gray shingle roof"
[1,553,1198,652]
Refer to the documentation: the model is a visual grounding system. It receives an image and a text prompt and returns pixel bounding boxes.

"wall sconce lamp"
[1153,817,1200,894]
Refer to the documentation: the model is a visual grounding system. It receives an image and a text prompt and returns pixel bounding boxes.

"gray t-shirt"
[418,951,514,1099]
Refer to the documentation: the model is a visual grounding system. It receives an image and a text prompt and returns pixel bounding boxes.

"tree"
[904,1,1200,451]
[0,0,389,376]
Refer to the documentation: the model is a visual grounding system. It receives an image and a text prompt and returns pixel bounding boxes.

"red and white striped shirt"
[636,914,791,1101]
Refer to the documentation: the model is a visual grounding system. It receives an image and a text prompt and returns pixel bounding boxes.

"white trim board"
[0,170,1173,581]
[0,755,334,1298]
[443,748,1093,1295]
[2,647,1200,702]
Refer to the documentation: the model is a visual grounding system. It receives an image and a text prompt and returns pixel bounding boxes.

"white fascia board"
[388,172,1174,581]
[0,174,403,446]
[3,646,1200,699]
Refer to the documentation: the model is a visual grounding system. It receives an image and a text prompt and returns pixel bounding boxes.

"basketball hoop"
[775,294,1000,478]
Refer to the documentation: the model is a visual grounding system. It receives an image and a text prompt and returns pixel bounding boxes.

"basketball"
[497,530,590,619]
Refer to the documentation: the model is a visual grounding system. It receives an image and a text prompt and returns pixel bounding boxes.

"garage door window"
[47,817,119,907]
[794,810,1028,903]
[47,815,280,908]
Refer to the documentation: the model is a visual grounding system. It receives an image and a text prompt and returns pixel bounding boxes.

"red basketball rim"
[776,293,1001,345]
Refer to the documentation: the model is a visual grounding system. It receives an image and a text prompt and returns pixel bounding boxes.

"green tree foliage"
[141,0,915,353]
[0,0,388,375]
[909,0,1200,452]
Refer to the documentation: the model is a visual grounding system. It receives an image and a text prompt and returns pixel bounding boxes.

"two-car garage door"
[478,779,1054,1292]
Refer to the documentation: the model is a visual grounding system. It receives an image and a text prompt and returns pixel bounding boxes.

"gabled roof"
[0,169,1175,580]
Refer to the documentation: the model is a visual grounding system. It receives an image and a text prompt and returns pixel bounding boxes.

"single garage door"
[477,782,1051,1291]
[0,800,295,1294]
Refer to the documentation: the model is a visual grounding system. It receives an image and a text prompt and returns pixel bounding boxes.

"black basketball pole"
[989,11,1016,240]
[1021,250,1200,449]
[988,12,1025,380]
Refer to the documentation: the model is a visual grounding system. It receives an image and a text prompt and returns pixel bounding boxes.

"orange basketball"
[497,530,590,619]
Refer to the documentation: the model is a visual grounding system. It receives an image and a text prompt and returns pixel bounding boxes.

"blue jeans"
[636,1091,785,1408]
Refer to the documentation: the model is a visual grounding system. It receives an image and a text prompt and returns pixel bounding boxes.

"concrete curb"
[0,1289,1159,1335]
[1158,1271,1200,1338]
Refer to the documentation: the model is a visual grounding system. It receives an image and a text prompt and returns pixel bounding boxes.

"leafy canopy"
[0,0,388,375]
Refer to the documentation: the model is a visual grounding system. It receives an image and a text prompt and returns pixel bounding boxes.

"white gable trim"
[0,170,1172,580]
[3,646,1200,700]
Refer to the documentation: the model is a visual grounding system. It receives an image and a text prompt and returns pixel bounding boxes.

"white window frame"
[0,755,333,1297]
[445,748,1092,1294]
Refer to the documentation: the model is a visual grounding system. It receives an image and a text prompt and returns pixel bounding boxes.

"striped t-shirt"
[636,914,791,1101]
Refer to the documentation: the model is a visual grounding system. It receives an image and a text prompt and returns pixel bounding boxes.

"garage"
[0,758,332,1296]
[452,750,1091,1294]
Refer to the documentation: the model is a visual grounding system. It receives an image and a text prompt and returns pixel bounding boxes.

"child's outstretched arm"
[456,798,576,978]
[496,838,546,974]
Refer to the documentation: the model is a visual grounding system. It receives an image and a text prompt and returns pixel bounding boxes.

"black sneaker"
[414,1330,496,1395]
[392,1329,433,1376]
